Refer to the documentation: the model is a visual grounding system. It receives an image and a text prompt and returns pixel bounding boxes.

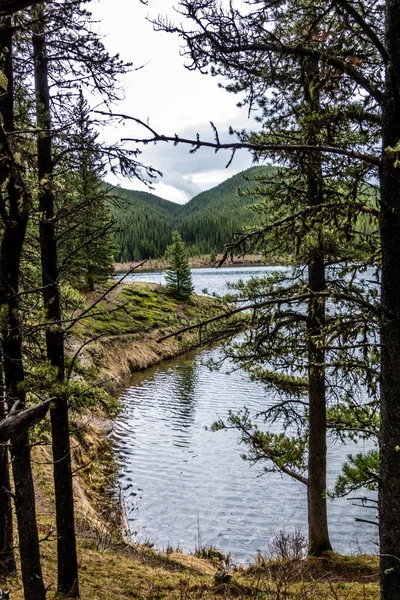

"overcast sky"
[90,0,255,203]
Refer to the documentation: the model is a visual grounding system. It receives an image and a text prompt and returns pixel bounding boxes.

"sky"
[90,0,255,204]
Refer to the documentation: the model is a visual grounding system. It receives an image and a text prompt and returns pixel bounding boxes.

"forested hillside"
[107,186,181,260]
[110,165,274,260]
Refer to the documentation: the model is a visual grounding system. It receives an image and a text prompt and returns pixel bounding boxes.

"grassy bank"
[71,281,232,394]
[0,281,380,598]
[2,534,380,599]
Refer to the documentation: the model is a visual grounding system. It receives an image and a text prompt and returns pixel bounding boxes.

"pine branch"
[332,0,388,64]
[112,113,380,167]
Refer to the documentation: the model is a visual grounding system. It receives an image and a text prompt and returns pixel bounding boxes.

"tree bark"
[0,17,45,598]
[307,255,331,555]
[0,19,16,578]
[0,346,15,576]
[0,169,46,600]
[32,7,79,597]
[0,401,50,443]
[379,2,400,596]
[303,55,332,556]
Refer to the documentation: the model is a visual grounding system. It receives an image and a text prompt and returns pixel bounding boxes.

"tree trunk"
[0,19,15,576]
[0,17,45,598]
[379,3,400,595]
[0,141,46,600]
[303,55,332,556]
[32,7,79,597]
[307,256,331,555]
[0,346,15,576]
[379,134,400,599]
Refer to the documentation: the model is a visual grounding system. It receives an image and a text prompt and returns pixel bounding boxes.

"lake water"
[113,266,379,562]
[117,265,287,297]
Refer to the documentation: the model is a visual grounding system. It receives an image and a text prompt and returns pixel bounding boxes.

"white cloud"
[92,0,256,202]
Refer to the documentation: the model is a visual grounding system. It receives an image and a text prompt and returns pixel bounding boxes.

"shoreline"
[114,254,266,273]
[74,282,230,394]
[13,281,379,600]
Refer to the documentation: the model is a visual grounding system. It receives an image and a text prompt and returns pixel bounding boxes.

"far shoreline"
[114,254,269,274]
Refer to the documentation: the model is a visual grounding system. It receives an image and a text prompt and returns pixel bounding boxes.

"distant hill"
[107,187,180,261]
[109,165,276,261]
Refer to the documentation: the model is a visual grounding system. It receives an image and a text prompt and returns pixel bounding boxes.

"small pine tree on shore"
[165,231,194,299]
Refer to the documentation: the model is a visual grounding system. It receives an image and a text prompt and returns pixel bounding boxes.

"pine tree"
[58,91,116,291]
[28,2,134,594]
[0,15,46,598]
[165,231,194,299]
[155,0,381,557]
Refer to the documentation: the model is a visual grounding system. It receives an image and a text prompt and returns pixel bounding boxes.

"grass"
[1,539,379,599]
[70,281,233,394]
[3,412,379,600]
[77,281,221,338]
[1,413,380,600]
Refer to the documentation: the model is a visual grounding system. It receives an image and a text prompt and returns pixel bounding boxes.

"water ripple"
[113,343,378,563]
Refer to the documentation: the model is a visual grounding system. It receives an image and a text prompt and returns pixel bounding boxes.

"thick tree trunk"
[0,21,15,576]
[379,136,400,598]
[32,7,79,597]
[379,3,400,595]
[0,17,45,598]
[0,177,46,600]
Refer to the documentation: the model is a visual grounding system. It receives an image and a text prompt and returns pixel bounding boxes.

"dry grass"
[1,541,380,600]
[2,426,381,600]
[2,414,379,599]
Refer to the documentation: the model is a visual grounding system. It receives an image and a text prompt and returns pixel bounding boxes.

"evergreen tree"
[0,15,46,598]
[165,231,194,299]
[58,91,116,291]
[154,0,381,557]
[27,1,137,595]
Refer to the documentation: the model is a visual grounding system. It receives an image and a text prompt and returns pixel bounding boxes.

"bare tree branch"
[104,113,380,167]
[0,400,51,442]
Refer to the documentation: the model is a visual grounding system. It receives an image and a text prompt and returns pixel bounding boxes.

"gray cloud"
[146,118,253,173]
[132,116,255,199]
[160,171,203,198]
[106,116,257,202]
[93,0,259,203]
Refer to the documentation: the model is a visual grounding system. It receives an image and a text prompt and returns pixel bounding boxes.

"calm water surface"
[118,265,287,296]
[113,267,378,562]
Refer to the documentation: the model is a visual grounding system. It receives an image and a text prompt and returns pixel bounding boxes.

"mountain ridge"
[109,165,276,261]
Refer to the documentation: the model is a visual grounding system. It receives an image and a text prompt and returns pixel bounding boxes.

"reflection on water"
[114,347,378,563]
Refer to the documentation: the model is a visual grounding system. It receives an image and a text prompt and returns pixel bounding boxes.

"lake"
[117,265,288,297]
[113,266,378,562]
